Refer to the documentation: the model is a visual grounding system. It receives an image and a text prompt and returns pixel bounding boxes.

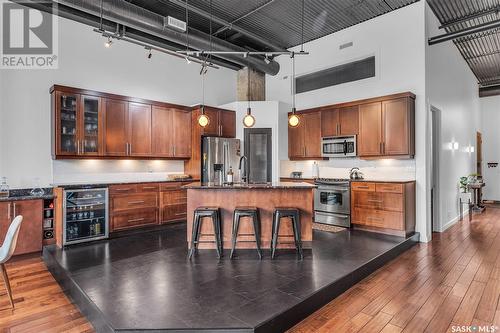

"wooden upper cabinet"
[152,106,174,157]
[288,121,305,158]
[80,95,103,156]
[53,91,80,157]
[339,106,359,136]
[303,112,322,158]
[173,110,192,158]
[383,98,413,156]
[321,108,339,137]
[358,102,383,157]
[103,98,128,156]
[288,111,322,159]
[128,103,152,157]
[219,111,236,138]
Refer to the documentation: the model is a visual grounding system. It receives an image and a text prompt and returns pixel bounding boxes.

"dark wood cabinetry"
[109,181,190,232]
[51,85,193,160]
[0,200,43,255]
[290,92,415,160]
[321,106,359,137]
[288,111,323,160]
[358,96,414,158]
[351,181,415,237]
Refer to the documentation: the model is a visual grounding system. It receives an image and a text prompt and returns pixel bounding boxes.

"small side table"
[468,182,486,213]
[459,192,473,222]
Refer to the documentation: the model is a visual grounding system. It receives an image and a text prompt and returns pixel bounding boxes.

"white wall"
[219,101,290,182]
[267,2,430,241]
[480,96,500,201]
[425,2,481,232]
[0,16,236,188]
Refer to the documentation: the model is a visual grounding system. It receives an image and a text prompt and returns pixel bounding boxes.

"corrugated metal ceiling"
[427,0,500,87]
[127,0,419,51]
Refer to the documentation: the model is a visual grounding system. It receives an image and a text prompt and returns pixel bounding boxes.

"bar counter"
[184,182,316,250]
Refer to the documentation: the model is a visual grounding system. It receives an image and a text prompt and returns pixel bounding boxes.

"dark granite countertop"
[0,188,54,202]
[54,179,198,189]
[184,182,317,189]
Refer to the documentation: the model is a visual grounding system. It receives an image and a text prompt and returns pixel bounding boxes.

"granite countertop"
[54,179,198,189]
[184,182,317,189]
[0,188,54,202]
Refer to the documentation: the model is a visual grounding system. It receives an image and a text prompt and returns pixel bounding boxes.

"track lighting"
[104,37,113,48]
[147,49,152,59]
[185,56,192,64]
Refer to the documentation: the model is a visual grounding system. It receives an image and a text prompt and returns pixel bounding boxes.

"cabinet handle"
[128,200,145,205]
[82,140,86,154]
[141,186,156,190]
[367,199,383,203]
[173,146,176,156]
[76,140,80,155]
[115,188,132,192]
[12,202,16,217]
[339,124,341,134]
[175,212,186,216]
[128,218,145,223]
[356,186,370,189]
[7,203,11,220]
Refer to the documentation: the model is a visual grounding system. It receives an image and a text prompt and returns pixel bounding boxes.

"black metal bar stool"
[230,207,263,259]
[189,207,222,259]
[271,207,303,260]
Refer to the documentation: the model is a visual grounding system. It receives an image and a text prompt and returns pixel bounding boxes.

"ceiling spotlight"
[147,48,152,59]
[185,56,192,64]
[264,56,271,64]
[104,37,113,48]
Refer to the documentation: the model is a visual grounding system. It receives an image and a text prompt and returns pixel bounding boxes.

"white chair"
[0,215,23,309]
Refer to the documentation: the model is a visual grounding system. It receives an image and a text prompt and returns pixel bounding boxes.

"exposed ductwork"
[44,0,280,75]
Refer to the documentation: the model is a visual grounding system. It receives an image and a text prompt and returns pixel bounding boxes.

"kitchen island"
[185,182,316,249]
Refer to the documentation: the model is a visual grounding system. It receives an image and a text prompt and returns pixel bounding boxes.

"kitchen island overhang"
[184,182,316,250]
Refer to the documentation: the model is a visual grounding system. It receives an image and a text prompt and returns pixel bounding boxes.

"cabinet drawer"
[109,184,137,195]
[137,183,160,192]
[161,203,187,223]
[111,193,158,211]
[160,182,184,191]
[376,183,403,193]
[351,182,376,192]
[352,192,403,212]
[161,189,187,205]
[352,208,404,230]
[112,208,158,230]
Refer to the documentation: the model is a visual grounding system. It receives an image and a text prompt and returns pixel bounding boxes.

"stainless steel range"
[314,178,351,228]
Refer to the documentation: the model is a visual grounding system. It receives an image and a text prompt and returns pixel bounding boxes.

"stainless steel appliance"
[202,137,241,185]
[314,178,351,228]
[63,188,109,245]
[321,136,357,158]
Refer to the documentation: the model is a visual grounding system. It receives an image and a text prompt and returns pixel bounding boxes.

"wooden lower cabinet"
[109,181,189,232]
[0,200,43,255]
[351,181,415,237]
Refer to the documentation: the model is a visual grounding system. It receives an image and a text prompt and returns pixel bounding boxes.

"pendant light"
[288,52,300,128]
[243,54,256,128]
[197,0,213,128]
[288,0,305,128]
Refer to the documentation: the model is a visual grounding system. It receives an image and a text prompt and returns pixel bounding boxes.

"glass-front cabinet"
[53,89,102,158]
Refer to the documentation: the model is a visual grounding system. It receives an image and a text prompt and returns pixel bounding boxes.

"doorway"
[477,131,483,176]
[244,128,272,183]
[430,106,442,232]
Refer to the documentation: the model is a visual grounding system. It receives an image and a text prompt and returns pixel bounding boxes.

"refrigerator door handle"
[223,141,228,183]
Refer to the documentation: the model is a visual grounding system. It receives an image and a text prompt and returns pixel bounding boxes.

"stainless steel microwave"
[321,136,357,158]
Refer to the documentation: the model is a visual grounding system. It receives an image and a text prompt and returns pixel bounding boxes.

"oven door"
[314,185,350,215]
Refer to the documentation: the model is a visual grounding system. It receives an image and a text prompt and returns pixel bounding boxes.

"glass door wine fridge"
[63,188,109,245]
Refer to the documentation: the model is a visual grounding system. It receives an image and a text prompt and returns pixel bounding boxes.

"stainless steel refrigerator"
[202,137,242,185]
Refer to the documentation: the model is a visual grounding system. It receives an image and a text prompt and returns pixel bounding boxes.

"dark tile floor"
[44,223,417,332]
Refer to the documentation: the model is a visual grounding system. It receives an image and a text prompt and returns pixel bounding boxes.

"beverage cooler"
[63,188,109,245]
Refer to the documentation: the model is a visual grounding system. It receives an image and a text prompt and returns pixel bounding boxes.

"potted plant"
[459,176,468,193]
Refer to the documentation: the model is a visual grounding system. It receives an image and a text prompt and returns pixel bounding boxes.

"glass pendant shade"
[243,107,255,127]
[288,108,300,127]
[197,108,210,127]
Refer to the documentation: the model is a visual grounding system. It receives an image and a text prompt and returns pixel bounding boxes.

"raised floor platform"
[43,223,418,333]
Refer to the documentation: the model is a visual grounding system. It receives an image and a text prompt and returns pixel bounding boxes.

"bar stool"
[271,207,303,260]
[189,207,222,259]
[230,207,263,259]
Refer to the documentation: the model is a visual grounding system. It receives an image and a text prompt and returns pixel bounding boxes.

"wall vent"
[296,56,375,94]
[339,42,353,50]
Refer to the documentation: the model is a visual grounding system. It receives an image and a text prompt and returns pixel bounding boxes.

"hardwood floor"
[0,206,498,333]
[0,255,93,333]
[289,206,500,333]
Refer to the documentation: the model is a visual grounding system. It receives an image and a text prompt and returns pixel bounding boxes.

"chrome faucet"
[238,156,248,184]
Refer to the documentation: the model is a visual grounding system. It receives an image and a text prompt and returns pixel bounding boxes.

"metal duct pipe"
[429,19,500,45]
[52,0,280,75]
[17,0,242,71]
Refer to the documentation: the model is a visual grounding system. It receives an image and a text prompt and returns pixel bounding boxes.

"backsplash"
[280,158,416,181]
[52,160,185,185]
